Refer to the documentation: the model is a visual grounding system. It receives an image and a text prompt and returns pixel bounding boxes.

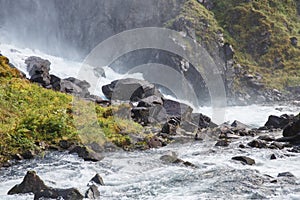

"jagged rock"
[231,120,248,129]
[60,80,83,95]
[248,139,267,148]
[85,185,100,199]
[232,156,255,165]
[283,117,300,137]
[25,56,51,87]
[162,99,193,122]
[69,146,104,162]
[90,174,105,186]
[137,95,163,107]
[264,114,293,129]
[191,113,212,128]
[277,172,295,178]
[161,117,180,135]
[8,171,48,195]
[50,74,61,91]
[102,78,162,101]
[131,107,150,125]
[268,141,284,150]
[160,152,197,167]
[180,121,199,133]
[34,188,83,200]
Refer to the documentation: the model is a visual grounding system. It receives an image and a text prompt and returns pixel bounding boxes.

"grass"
[0,55,143,164]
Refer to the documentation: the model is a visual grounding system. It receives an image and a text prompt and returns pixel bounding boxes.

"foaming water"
[0,43,299,199]
[0,139,299,200]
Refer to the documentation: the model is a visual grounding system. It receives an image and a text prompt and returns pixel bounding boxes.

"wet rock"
[69,145,104,162]
[180,121,199,133]
[264,114,293,129]
[161,117,180,135]
[162,99,193,122]
[268,141,284,150]
[34,188,83,200]
[283,117,300,137]
[137,95,163,107]
[257,135,275,142]
[85,185,100,199]
[90,174,105,186]
[8,171,48,195]
[93,66,106,78]
[215,140,230,147]
[276,133,300,145]
[191,113,212,128]
[270,154,276,160]
[277,172,295,178]
[248,139,267,148]
[232,156,255,165]
[231,120,248,129]
[160,152,197,168]
[239,144,246,148]
[21,150,36,159]
[102,78,162,101]
[147,136,163,148]
[288,146,300,153]
[25,56,51,87]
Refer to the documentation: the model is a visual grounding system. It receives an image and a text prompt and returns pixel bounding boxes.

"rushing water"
[0,44,299,199]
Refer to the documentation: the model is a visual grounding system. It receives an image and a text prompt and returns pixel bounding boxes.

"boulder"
[180,121,199,133]
[50,74,61,91]
[34,188,83,200]
[264,114,293,129]
[161,117,180,135]
[231,120,248,129]
[69,146,104,162]
[90,174,105,186]
[8,171,48,195]
[147,136,163,148]
[276,133,300,145]
[215,140,230,147]
[160,152,197,168]
[102,78,162,101]
[85,185,100,199]
[162,98,193,122]
[137,95,163,107]
[191,113,212,129]
[277,172,296,178]
[283,117,300,137]
[232,156,255,165]
[25,56,51,87]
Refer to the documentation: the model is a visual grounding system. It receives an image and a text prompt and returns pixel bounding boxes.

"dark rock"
[162,99,193,122]
[137,95,163,107]
[147,136,163,148]
[269,141,284,150]
[290,37,298,46]
[222,42,235,60]
[69,146,104,162]
[131,107,150,125]
[50,74,61,91]
[59,140,73,149]
[25,56,51,87]
[21,150,36,159]
[90,174,105,186]
[231,120,248,129]
[270,179,277,183]
[257,135,275,141]
[277,172,295,178]
[65,77,91,90]
[248,139,267,148]
[276,133,300,145]
[283,117,300,137]
[215,140,229,147]
[239,144,246,148]
[102,78,162,101]
[191,113,211,128]
[180,121,199,133]
[8,171,48,195]
[264,114,293,129]
[34,188,83,200]
[270,154,276,160]
[85,185,100,199]
[161,117,180,135]
[160,152,197,168]
[232,156,255,165]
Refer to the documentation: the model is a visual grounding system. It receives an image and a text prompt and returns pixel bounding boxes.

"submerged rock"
[69,145,104,162]
[34,188,83,200]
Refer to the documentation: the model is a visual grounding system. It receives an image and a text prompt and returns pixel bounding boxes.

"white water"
[0,44,299,199]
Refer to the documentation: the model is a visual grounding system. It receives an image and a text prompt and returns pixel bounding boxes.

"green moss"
[210,0,300,90]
